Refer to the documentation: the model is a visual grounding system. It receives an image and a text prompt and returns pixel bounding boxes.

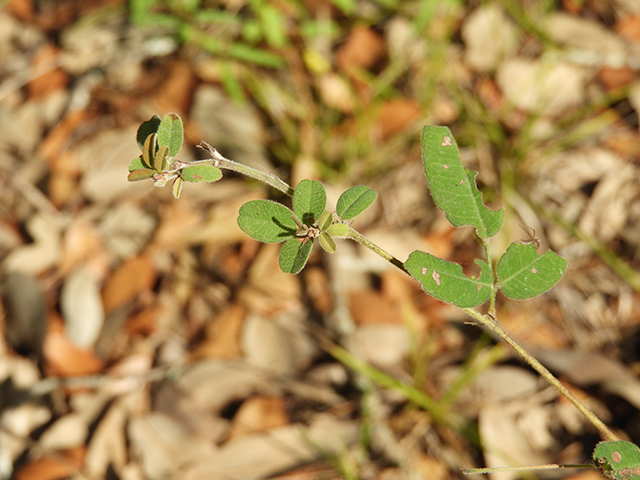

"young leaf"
[421,126,504,240]
[326,223,350,237]
[279,238,313,274]
[128,168,156,181]
[181,165,223,183]
[405,251,493,307]
[496,243,567,300]
[157,113,184,157]
[292,179,327,226]
[237,200,298,243]
[172,176,183,199]
[318,232,337,253]
[136,115,161,150]
[336,185,378,220]
[154,145,169,171]
[317,211,333,231]
[142,133,158,169]
[593,441,640,480]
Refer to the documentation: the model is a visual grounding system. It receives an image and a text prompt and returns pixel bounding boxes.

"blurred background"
[1,0,640,479]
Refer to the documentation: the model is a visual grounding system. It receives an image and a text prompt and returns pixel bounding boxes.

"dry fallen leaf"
[336,26,385,72]
[101,254,156,313]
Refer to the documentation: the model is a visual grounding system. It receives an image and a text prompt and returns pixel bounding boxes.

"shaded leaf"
[318,232,336,253]
[128,169,156,181]
[405,251,492,307]
[129,156,146,172]
[292,179,327,226]
[157,113,184,157]
[336,185,378,220]
[278,238,313,274]
[421,126,504,239]
[238,200,297,243]
[496,243,567,300]
[136,115,161,150]
[181,165,223,183]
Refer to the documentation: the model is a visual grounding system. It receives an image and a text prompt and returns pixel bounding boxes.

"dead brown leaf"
[336,26,385,72]
[227,395,290,440]
[374,99,421,141]
[13,446,85,480]
[101,254,156,313]
[192,304,245,360]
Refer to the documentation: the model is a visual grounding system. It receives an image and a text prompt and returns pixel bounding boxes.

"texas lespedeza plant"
[129,113,635,479]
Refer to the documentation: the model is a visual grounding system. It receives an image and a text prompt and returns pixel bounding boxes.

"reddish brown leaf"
[101,255,156,313]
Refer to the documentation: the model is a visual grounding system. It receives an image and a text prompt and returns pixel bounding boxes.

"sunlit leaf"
[421,126,503,239]
[279,238,313,274]
[237,199,297,243]
[593,441,640,480]
[292,179,327,226]
[496,243,567,300]
[154,145,169,171]
[317,211,333,231]
[336,185,378,220]
[405,251,492,307]
[157,113,184,157]
[318,232,336,253]
[172,176,183,198]
[326,223,350,237]
[181,165,223,183]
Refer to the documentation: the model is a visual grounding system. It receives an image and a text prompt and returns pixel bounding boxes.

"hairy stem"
[462,307,618,442]
[198,142,295,197]
[347,228,408,273]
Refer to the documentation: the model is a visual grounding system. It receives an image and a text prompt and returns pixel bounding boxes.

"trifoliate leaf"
[318,232,336,253]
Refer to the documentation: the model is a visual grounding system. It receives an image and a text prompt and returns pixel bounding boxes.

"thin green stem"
[198,141,295,196]
[347,228,408,273]
[462,307,619,442]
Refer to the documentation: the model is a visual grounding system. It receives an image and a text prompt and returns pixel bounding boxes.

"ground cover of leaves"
[1,1,640,479]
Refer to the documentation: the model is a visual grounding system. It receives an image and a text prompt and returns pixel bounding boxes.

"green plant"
[129,113,631,478]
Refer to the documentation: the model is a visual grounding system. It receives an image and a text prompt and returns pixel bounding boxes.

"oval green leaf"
[405,251,492,308]
[128,168,156,182]
[318,232,337,253]
[157,113,184,157]
[326,223,350,237]
[421,126,503,239]
[181,165,223,183]
[172,176,183,199]
[278,238,313,274]
[142,133,157,169]
[336,185,378,220]
[136,115,161,150]
[238,199,297,243]
[496,243,567,300]
[154,145,169,171]
[293,179,327,226]
[593,441,640,480]
[317,211,333,231]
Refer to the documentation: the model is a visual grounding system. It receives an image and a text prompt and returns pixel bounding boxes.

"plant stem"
[197,142,295,197]
[347,228,408,273]
[462,307,619,442]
